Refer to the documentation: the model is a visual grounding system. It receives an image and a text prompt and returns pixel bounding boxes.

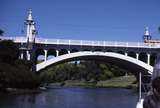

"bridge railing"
[0,36,27,43]
[35,38,160,48]
[1,36,160,48]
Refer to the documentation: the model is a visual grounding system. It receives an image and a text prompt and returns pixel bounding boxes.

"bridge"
[0,10,159,78]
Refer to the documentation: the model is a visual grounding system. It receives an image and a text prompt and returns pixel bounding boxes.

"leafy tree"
[158,26,160,32]
[0,40,40,90]
[99,64,112,80]
[0,29,4,36]
[40,60,130,84]
[0,62,40,89]
[15,59,33,69]
[0,40,19,64]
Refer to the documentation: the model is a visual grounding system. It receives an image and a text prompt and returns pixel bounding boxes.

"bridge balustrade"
[70,40,81,45]
[0,36,16,40]
[1,36,160,48]
[81,40,92,46]
[0,36,27,43]
[53,38,158,48]
[15,37,27,43]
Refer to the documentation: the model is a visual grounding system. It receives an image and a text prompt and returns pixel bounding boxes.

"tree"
[0,40,19,64]
[158,26,160,32]
[0,62,40,89]
[0,29,4,36]
[0,40,40,90]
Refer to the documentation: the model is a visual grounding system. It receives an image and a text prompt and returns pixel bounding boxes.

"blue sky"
[1,0,160,42]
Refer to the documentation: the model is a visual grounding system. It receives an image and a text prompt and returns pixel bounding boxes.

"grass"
[96,75,137,89]
[62,75,137,89]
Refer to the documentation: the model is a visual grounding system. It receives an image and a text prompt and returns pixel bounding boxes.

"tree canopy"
[0,29,4,36]
[0,40,40,90]
[0,40,19,64]
[158,26,160,32]
[40,60,129,83]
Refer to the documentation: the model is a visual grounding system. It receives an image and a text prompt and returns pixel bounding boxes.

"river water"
[0,87,138,108]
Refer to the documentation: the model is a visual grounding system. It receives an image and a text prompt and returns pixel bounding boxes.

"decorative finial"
[27,9,33,21]
[29,9,32,14]
[144,26,150,36]
[143,26,152,41]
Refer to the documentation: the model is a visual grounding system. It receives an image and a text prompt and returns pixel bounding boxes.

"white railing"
[1,36,160,48]
[0,36,27,43]
[35,37,160,48]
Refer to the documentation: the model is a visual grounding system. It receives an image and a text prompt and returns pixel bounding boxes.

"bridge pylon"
[24,9,37,56]
[24,9,37,71]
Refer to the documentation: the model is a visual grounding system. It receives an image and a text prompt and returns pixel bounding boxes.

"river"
[0,87,138,108]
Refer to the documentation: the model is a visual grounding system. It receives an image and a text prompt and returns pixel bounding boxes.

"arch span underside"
[36,52,153,75]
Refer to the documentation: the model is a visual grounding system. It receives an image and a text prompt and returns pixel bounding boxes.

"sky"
[1,0,160,42]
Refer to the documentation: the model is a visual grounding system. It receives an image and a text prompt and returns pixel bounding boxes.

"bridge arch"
[36,51,153,75]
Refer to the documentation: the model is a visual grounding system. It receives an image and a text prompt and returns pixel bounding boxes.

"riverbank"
[96,75,137,89]
[0,87,47,95]
[0,76,137,94]
[6,88,41,94]
[48,75,137,89]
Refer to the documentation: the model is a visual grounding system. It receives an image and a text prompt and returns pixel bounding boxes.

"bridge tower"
[25,9,37,49]
[24,9,37,61]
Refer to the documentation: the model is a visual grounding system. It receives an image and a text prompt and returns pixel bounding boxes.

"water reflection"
[0,87,138,108]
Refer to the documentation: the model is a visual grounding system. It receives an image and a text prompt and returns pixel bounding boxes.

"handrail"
[0,36,160,48]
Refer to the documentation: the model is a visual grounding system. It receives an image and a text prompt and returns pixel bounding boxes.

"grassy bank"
[48,75,137,89]
[96,75,137,89]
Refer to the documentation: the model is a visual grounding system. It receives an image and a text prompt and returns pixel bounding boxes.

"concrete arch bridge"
[1,10,159,89]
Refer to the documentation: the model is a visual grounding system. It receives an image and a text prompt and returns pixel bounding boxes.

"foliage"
[0,29,4,36]
[0,40,19,64]
[40,60,128,83]
[0,40,40,90]
[158,26,160,32]
[15,59,33,69]
[0,62,40,89]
